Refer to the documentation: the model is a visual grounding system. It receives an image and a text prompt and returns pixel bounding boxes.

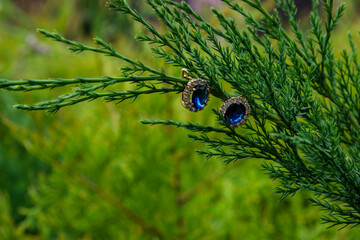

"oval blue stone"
[225,103,246,125]
[192,89,209,110]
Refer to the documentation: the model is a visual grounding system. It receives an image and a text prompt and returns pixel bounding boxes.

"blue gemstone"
[192,89,209,110]
[225,103,246,125]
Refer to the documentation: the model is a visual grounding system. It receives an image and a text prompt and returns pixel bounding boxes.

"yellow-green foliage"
[1,0,360,239]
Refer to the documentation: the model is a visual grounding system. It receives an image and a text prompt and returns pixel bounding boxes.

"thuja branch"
[0,76,187,91]
[37,29,159,75]
[0,75,184,112]
[1,0,360,229]
[15,86,180,112]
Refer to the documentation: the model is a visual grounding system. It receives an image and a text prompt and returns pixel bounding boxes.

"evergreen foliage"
[1,0,360,229]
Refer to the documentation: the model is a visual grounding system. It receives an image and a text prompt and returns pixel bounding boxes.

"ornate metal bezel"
[181,78,210,112]
[219,96,251,128]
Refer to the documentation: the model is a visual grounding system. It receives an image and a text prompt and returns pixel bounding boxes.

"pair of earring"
[181,69,251,128]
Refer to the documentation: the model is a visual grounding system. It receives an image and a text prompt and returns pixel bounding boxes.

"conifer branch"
[1,0,360,228]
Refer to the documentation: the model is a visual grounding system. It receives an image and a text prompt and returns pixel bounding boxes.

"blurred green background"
[1,0,360,239]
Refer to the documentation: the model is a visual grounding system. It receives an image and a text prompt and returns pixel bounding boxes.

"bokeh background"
[1,0,360,239]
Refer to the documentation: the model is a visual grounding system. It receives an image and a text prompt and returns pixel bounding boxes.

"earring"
[181,69,210,112]
[220,96,251,128]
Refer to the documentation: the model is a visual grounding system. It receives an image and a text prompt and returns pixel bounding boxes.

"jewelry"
[181,69,210,112]
[220,96,250,128]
